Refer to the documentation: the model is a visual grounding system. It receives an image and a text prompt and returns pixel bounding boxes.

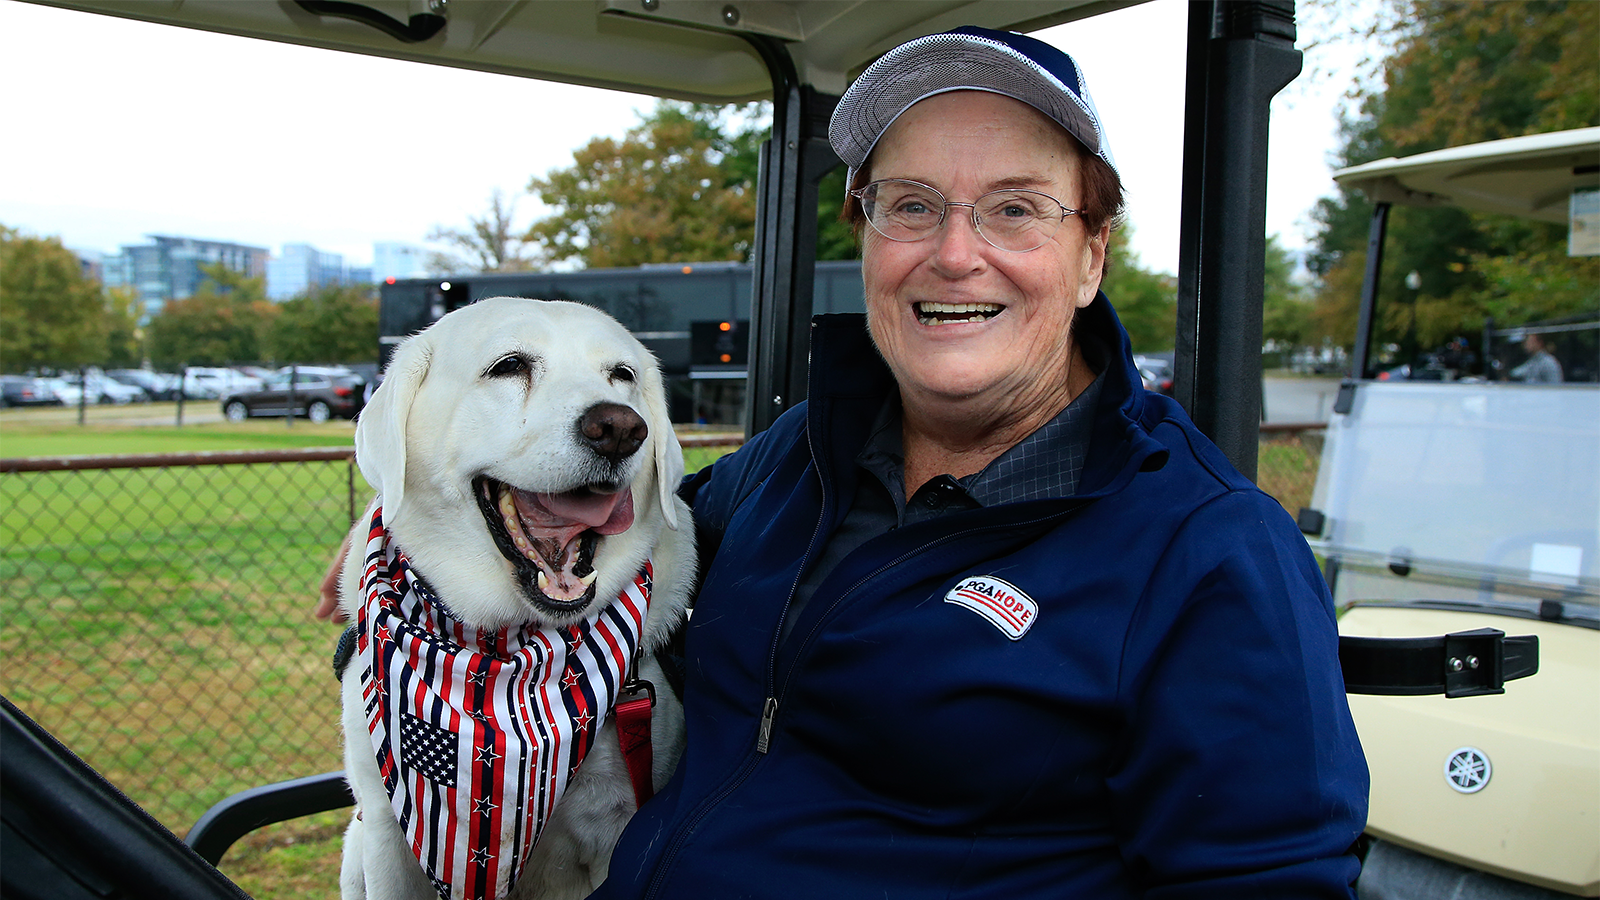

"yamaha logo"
[1445,746,1491,794]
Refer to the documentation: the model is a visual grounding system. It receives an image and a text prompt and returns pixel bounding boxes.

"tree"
[1099,225,1178,353]
[103,286,143,368]
[527,102,764,268]
[0,225,107,371]
[1307,0,1599,364]
[267,283,379,363]
[427,189,538,274]
[1260,237,1313,352]
[144,263,276,368]
[814,167,860,263]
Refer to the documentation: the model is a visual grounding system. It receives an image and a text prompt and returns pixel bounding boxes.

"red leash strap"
[615,679,655,808]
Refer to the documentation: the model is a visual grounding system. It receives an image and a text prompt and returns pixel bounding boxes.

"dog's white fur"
[338,297,694,900]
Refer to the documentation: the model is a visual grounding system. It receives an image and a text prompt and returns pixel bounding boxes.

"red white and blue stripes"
[356,506,651,900]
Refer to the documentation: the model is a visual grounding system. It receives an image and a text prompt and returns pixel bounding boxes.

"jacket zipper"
[753,415,833,753]
[641,427,832,900]
[769,531,964,712]
[755,697,779,753]
[641,419,1078,896]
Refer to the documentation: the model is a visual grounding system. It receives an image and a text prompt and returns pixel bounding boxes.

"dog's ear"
[640,355,683,531]
[355,333,432,526]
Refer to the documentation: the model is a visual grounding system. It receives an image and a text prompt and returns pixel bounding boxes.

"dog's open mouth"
[474,475,634,612]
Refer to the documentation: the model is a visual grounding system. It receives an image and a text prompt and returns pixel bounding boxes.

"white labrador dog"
[337,297,694,900]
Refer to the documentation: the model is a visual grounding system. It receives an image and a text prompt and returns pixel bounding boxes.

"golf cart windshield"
[1309,128,1600,624]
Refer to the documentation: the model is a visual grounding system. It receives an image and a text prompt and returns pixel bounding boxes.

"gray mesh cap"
[830,25,1118,185]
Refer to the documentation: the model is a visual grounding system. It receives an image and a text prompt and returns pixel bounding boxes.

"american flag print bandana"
[355,505,651,900]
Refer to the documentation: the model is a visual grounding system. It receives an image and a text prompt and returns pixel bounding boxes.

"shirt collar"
[857,332,1108,508]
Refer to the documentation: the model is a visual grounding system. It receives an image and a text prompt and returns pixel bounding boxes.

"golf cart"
[0,1,1557,897]
[1303,128,1600,897]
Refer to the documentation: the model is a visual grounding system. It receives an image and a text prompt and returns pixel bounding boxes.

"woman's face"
[861,91,1107,423]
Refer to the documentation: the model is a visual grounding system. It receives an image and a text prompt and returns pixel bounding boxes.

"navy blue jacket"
[594,297,1367,899]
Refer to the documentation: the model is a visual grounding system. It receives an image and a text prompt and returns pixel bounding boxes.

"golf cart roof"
[1332,126,1600,223]
[27,0,1139,101]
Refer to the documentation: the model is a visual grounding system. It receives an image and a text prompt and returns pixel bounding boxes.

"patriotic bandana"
[355,505,651,900]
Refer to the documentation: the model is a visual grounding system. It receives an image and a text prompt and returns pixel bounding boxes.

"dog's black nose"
[578,403,648,461]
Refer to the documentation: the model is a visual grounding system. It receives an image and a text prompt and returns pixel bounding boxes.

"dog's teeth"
[579,571,597,588]
[497,484,539,558]
[537,570,549,592]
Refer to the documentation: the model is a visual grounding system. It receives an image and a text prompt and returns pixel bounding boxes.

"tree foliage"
[1260,236,1314,351]
[1307,0,1599,365]
[428,189,538,274]
[521,100,883,269]
[267,282,379,363]
[527,102,764,268]
[0,225,107,370]
[144,263,276,368]
[1099,226,1177,353]
[814,167,861,263]
[103,286,143,369]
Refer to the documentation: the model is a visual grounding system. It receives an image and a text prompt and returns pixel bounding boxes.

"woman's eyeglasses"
[849,179,1082,253]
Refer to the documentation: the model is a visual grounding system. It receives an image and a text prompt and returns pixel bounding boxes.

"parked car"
[183,366,263,400]
[107,369,184,401]
[36,377,85,407]
[275,364,357,380]
[1133,354,1175,395]
[220,370,365,423]
[0,375,57,407]
[58,370,149,404]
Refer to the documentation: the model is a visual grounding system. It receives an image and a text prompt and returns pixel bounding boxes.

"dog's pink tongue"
[537,489,634,534]
[511,488,634,535]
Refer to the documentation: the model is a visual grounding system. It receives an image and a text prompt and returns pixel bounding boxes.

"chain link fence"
[0,429,1319,839]
[1,449,362,833]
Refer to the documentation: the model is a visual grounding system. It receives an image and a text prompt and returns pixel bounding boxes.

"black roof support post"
[1350,201,1391,381]
[1173,0,1303,481]
[1331,199,1390,414]
[743,35,842,438]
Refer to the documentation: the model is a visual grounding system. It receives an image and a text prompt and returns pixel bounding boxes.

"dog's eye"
[609,364,637,384]
[486,355,530,378]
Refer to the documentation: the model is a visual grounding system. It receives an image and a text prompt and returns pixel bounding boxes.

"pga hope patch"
[944,575,1037,640]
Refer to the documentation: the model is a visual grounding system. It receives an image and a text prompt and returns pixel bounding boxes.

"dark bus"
[379,260,866,425]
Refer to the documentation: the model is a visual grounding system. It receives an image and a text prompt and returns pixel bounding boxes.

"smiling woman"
[593,25,1369,900]
[855,91,1107,491]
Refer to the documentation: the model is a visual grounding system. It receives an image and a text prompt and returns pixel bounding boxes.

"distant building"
[71,248,103,284]
[101,235,269,320]
[373,242,429,284]
[267,243,348,300]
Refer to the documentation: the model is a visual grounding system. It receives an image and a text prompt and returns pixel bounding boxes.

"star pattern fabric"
[356,506,652,900]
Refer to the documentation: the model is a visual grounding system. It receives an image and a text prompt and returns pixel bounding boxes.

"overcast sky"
[0,0,1367,275]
